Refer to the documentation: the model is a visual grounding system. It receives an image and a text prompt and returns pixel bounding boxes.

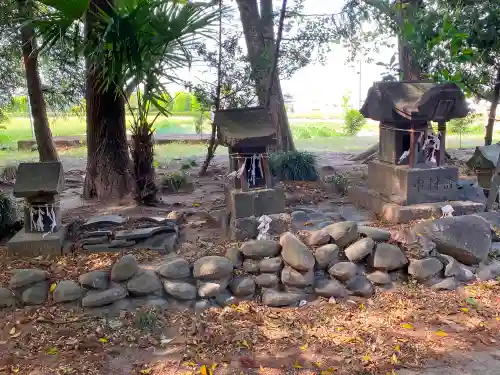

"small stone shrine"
[349,81,485,222]
[214,107,285,239]
[7,161,66,256]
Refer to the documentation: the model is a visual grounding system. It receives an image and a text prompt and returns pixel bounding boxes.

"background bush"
[269,151,319,181]
[341,91,366,136]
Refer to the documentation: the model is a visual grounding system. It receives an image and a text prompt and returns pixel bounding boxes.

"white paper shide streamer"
[440,204,454,218]
[29,203,57,234]
[227,154,264,186]
[257,215,272,240]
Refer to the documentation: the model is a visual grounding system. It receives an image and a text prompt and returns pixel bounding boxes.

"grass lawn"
[0,134,497,168]
[0,115,199,143]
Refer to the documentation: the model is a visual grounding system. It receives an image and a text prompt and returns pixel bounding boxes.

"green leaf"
[466,297,478,307]
[37,0,89,19]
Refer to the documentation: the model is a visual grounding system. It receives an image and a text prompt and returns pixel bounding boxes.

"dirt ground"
[1,148,497,375]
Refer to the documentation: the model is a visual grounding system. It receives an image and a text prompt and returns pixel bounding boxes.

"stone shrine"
[214,107,285,239]
[349,81,485,222]
[7,161,66,256]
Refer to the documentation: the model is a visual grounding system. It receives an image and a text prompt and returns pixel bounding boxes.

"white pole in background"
[27,94,35,140]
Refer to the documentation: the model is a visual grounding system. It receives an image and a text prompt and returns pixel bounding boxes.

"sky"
[169,0,396,111]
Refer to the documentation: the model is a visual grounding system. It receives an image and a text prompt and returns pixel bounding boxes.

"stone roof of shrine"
[360,81,469,123]
[215,107,276,148]
[13,162,64,198]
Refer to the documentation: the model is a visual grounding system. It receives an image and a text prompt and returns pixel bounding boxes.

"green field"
[0,113,498,168]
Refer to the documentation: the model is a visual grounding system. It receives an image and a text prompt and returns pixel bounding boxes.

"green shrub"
[160,171,189,192]
[341,91,366,136]
[343,108,366,136]
[448,112,480,134]
[172,92,193,112]
[269,151,319,181]
[326,174,350,195]
[293,128,312,139]
[70,100,86,117]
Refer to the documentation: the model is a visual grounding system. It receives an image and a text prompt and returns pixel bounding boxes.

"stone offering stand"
[1,213,499,314]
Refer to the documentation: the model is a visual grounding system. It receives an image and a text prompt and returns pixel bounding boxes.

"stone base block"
[348,186,484,223]
[7,228,66,257]
[226,187,285,219]
[367,161,459,205]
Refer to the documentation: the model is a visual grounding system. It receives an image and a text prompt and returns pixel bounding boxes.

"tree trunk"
[18,0,58,162]
[83,0,132,200]
[397,0,423,80]
[131,124,156,203]
[485,67,500,146]
[235,0,295,152]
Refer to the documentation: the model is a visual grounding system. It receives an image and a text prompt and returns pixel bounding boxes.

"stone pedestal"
[348,185,484,223]
[226,187,285,219]
[348,161,485,223]
[367,161,459,205]
[7,227,67,257]
[225,187,285,240]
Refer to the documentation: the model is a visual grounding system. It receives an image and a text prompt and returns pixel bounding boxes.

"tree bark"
[485,67,500,146]
[235,0,295,152]
[397,0,423,80]
[83,0,132,200]
[18,0,59,162]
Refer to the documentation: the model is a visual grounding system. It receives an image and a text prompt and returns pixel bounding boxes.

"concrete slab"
[348,186,484,223]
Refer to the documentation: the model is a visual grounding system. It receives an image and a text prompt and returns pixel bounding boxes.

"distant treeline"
[2,91,204,117]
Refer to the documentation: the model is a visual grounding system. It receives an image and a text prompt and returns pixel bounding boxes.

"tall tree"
[405,0,500,145]
[235,0,294,151]
[18,0,59,161]
[83,0,132,199]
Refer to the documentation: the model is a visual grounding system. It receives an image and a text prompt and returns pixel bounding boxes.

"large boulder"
[314,244,340,269]
[314,278,348,298]
[111,255,138,282]
[328,262,357,282]
[262,289,301,307]
[0,288,15,308]
[346,275,375,297]
[281,266,314,287]
[322,221,358,248]
[358,226,390,242]
[53,280,84,303]
[477,261,500,281]
[126,270,163,296]
[344,238,375,263]
[22,281,49,305]
[255,273,280,287]
[306,230,331,246]
[163,280,197,300]
[240,240,281,259]
[9,269,46,289]
[225,247,244,268]
[79,270,109,290]
[242,259,260,274]
[408,258,443,281]
[193,256,233,280]
[82,285,128,307]
[259,257,284,273]
[412,215,491,265]
[370,243,408,271]
[280,232,315,271]
[366,271,391,285]
[155,258,191,279]
[230,276,256,296]
[197,277,230,298]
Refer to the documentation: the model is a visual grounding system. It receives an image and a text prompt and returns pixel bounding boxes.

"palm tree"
[31,0,221,201]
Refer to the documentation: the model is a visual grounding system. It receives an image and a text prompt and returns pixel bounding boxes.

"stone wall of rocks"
[1,215,499,312]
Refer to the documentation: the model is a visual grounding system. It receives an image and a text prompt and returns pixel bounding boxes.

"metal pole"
[27,94,35,140]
